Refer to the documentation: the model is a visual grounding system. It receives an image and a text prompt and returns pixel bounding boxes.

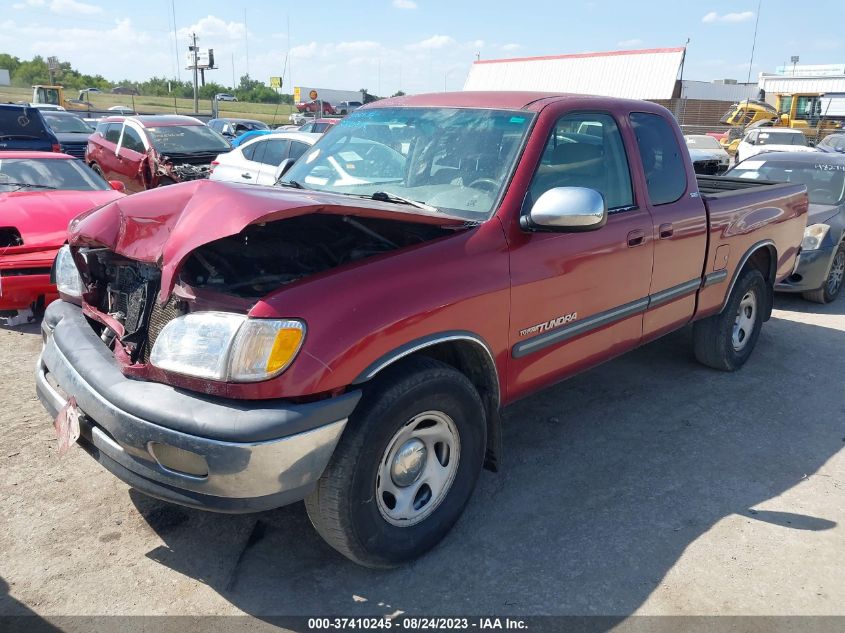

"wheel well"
[379,340,502,472]
[743,244,777,320]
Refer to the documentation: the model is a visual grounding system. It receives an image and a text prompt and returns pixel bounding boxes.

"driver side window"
[527,112,633,211]
[121,126,145,153]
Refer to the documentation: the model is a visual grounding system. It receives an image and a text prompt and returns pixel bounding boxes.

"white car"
[736,128,818,163]
[209,131,321,186]
[684,134,730,172]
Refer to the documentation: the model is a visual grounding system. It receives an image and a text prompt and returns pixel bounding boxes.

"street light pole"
[191,32,199,113]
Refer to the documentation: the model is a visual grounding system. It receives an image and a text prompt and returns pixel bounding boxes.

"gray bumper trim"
[35,301,361,509]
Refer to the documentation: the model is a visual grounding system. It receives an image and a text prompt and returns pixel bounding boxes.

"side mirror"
[520,187,607,233]
[274,158,296,184]
[108,180,125,192]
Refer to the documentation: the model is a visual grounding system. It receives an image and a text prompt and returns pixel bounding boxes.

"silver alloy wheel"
[827,250,845,296]
[732,289,757,352]
[376,410,461,527]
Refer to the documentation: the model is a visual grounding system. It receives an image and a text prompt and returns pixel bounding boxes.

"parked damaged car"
[85,115,231,192]
[0,151,124,322]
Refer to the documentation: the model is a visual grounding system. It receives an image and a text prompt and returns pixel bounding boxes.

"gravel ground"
[1,295,843,627]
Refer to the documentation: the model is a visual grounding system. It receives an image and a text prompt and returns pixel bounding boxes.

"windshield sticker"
[815,163,845,171]
[738,172,760,179]
[509,116,526,124]
[338,151,362,162]
[740,161,765,169]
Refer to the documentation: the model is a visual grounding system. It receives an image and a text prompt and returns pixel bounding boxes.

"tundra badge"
[520,312,578,337]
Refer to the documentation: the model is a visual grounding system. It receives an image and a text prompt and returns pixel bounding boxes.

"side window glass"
[527,112,633,211]
[104,124,122,144]
[121,127,145,153]
[629,112,687,205]
[260,139,290,166]
[289,141,308,161]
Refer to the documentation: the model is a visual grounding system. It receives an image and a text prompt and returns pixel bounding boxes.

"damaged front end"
[155,151,219,185]
[66,182,466,387]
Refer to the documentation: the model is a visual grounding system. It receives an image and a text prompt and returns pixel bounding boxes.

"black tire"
[156,177,176,187]
[89,162,104,177]
[802,244,845,304]
[693,267,767,371]
[305,356,486,568]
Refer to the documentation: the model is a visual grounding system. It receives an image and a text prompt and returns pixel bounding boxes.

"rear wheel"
[802,244,845,304]
[305,357,486,568]
[693,267,767,371]
[89,162,104,177]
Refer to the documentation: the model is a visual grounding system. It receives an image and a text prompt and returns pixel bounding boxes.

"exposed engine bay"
[180,213,455,298]
[157,152,218,183]
[79,213,456,363]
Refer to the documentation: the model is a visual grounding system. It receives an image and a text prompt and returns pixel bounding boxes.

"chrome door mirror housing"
[521,187,608,232]
[274,158,296,184]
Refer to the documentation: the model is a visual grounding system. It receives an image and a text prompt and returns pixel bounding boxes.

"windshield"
[729,159,845,205]
[0,157,110,192]
[281,107,535,220]
[42,113,92,134]
[757,131,807,147]
[685,136,721,150]
[146,125,230,153]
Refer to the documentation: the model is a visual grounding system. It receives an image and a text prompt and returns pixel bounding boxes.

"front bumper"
[775,245,835,293]
[35,301,361,513]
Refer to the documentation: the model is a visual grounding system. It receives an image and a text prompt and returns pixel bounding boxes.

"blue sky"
[1,0,842,94]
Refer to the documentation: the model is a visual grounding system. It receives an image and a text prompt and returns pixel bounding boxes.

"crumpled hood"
[1,189,124,252]
[69,179,468,302]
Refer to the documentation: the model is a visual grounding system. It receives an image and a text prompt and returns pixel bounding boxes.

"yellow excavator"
[31,85,102,111]
[718,94,843,154]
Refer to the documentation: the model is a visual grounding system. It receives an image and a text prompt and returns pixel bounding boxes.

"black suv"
[0,104,60,153]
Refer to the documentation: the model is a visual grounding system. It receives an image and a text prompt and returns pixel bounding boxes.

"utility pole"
[191,32,199,113]
[171,0,181,82]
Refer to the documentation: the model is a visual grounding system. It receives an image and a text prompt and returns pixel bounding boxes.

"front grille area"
[60,143,86,159]
[692,159,721,176]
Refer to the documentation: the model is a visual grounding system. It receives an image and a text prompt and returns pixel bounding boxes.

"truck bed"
[696,175,795,197]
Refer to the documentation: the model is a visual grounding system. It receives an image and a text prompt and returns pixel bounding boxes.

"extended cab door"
[507,110,655,400]
[628,112,708,341]
[111,122,150,192]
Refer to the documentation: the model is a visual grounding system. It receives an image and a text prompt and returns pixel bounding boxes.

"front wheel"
[305,357,486,568]
[693,267,767,371]
[802,244,845,304]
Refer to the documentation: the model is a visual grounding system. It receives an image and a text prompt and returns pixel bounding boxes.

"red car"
[0,152,124,321]
[296,100,336,115]
[38,92,807,567]
[296,118,340,134]
[85,115,231,193]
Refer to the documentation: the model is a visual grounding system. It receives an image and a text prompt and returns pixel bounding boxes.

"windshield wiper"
[371,191,439,213]
[277,180,305,189]
[0,182,57,190]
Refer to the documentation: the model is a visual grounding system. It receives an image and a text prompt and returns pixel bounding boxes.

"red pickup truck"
[36,92,808,568]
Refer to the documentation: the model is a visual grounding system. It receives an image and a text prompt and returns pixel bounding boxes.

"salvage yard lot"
[0,86,295,126]
[1,295,844,620]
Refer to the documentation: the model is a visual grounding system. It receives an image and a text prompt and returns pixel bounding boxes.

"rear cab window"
[0,107,51,139]
[629,112,687,205]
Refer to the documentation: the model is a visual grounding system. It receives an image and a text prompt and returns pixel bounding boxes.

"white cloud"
[290,42,319,59]
[49,0,101,14]
[813,39,842,51]
[177,15,246,42]
[501,43,521,52]
[617,38,643,48]
[702,11,754,23]
[407,34,455,51]
[392,0,417,8]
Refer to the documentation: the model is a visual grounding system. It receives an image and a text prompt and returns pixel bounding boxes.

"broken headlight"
[54,245,84,299]
[149,312,305,382]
